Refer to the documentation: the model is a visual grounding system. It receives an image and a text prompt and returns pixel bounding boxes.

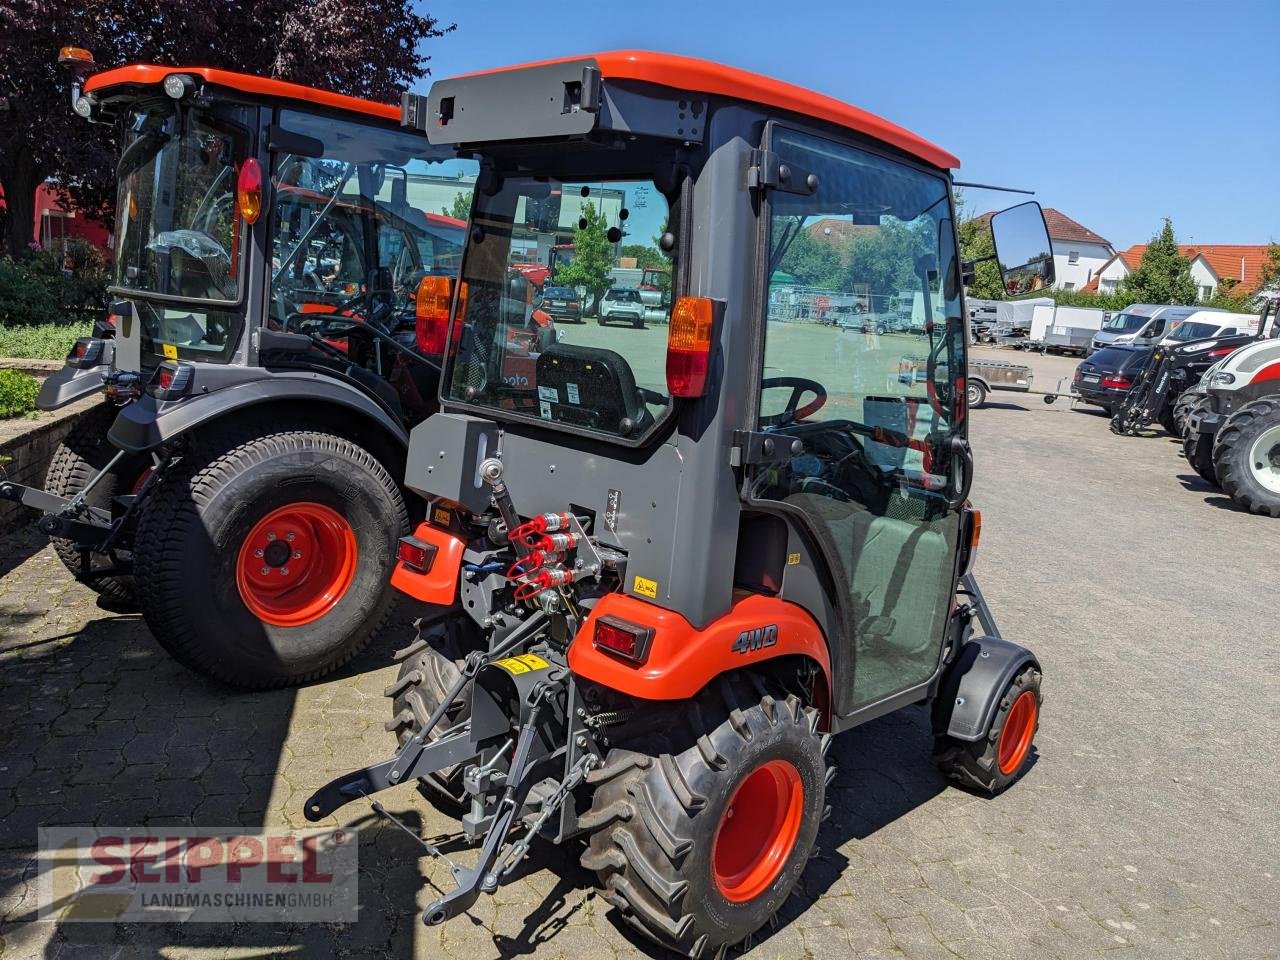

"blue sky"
[412,0,1279,250]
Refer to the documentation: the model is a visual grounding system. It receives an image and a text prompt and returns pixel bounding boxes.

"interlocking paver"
[1,349,1278,958]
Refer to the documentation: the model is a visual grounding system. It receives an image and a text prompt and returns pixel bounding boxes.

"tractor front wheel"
[44,403,151,607]
[933,665,1041,794]
[1213,397,1280,518]
[581,678,829,957]
[132,424,407,688]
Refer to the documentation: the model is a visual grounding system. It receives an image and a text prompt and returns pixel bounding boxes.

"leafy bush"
[0,321,93,360]
[0,239,109,327]
[0,368,41,419]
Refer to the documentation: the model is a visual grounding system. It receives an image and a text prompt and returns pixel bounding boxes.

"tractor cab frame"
[308,52,1053,956]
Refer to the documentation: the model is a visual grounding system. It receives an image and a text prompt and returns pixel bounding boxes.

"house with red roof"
[1083,244,1275,299]
[977,208,1114,292]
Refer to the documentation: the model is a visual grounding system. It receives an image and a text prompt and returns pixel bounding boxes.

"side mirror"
[990,201,1055,296]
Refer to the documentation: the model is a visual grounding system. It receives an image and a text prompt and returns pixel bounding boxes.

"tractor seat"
[534,343,653,437]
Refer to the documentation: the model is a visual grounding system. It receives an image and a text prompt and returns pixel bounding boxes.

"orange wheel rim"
[235,502,358,628]
[997,690,1038,775]
[711,759,804,903]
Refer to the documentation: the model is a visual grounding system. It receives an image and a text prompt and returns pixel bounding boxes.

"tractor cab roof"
[83,64,399,122]
[413,50,958,170]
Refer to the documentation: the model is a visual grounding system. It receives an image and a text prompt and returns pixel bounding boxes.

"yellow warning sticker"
[787,552,801,566]
[494,653,550,675]
[161,343,178,360]
[632,575,658,599]
[432,506,452,526]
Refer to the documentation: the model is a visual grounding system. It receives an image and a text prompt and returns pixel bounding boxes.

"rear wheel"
[933,665,1042,794]
[383,614,483,809]
[44,403,150,607]
[1213,397,1280,518]
[580,677,829,957]
[133,423,407,688]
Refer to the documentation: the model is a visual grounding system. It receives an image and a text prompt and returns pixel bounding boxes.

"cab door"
[747,125,968,714]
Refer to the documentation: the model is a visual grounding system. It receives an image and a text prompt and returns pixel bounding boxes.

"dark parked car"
[538,285,583,323]
[1072,345,1152,414]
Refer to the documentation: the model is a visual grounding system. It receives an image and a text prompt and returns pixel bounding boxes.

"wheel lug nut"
[266,532,276,541]
[254,549,263,558]
[281,567,290,576]
[260,566,270,575]
[293,551,302,559]
[286,532,295,541]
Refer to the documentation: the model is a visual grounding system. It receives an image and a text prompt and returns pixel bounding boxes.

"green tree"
[1120,219,1198,305]
[958,218,1004,300]
[778,229,843,288]
[553,200,613,314]
[441,190,473,221]
[1257,242,1280,295]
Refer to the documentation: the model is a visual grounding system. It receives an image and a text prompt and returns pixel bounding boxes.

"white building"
[1085,244,1276,301]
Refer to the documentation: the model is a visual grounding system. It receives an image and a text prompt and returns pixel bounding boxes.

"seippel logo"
[731,624,778,654]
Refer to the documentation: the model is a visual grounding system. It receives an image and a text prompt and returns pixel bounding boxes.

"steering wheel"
[761,376,827,427]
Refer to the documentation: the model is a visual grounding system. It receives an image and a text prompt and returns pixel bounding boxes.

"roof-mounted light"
[57,46,95,72]
[163,73,195,100]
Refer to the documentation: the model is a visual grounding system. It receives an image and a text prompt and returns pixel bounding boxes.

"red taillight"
[666,296,716,397]
[71,341,88,360]
[1101,374,1132,389]
[1207,346,1236,358]
[396,536,437,572]
[592,615,655,664]
[150,362,193,399]
[1072,369,1083,382]
[415,275,467,355]
[236,159,263,224]
[569,301,579,309]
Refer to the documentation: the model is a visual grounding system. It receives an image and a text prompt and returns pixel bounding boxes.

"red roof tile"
[1111,243,1275,294]
[974,208,1111,247]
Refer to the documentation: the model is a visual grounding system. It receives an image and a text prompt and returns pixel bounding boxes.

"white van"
[1159,309,1261,345]
[1089,304,1207,353]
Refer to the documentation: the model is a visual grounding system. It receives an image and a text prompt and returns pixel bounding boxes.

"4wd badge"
[731,624,778,654]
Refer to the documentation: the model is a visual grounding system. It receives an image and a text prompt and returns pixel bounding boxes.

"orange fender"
[389,523,465,606]
[569,592,831,710]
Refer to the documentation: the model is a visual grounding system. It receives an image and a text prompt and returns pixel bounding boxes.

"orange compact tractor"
[1,51,478,686]
[306,51,1052,955]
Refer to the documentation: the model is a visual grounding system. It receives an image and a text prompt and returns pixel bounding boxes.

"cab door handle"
[948,435,973,511]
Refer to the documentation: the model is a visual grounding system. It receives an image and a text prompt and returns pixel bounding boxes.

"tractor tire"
[1212,397,1280,518]
[580,677,830,957]
[933,665,1041,795]
[1157,400,1179,437]
[1172,390,1199,437]
[966,380,988,410]
[132,422,407,688]
[383,614,483,809]
[1183,431,1219,487]
[43,403,151,607]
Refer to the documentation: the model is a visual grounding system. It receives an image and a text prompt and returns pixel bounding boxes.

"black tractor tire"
[966,380,989,410]
[1213,397,1280,518]
[43,403,151,607]
[132,422,407,688]
[1157,400,1179,437]
[933,665,1042,795]
[383,614,483,809]
[1173,390,1200,437]
[580,677,830,958]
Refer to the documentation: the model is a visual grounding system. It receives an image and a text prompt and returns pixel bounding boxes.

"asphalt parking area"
[0,346,1275,959]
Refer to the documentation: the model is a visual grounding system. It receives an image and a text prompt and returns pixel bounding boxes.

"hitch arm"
[303,727,478,821]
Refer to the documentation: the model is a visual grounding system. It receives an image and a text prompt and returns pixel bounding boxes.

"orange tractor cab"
[0,54,480,686]
[306,51,1053,955]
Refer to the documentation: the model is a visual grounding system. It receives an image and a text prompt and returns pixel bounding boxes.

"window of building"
[1063,282,1075,291]
[1201,285,1213,300]
[1067,250,1080,264]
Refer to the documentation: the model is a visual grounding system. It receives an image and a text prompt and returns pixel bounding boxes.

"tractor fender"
[106,372,409,454]
[36,361,108,411]
[937,634,1039,743]
[389,522,466,606]
[568,592,831,706]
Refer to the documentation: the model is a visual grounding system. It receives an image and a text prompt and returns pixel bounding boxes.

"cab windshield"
[113,101,252,360]
[268,110,474,340]
[1102,311,1148,333]
[445,173,676,442]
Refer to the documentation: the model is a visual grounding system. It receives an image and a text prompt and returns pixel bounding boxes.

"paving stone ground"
[0,348,1276,959]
